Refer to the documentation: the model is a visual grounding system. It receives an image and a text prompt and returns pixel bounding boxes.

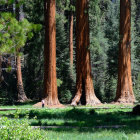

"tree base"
[114,96,135,104]
[17,94,29,103]
[17,84,29,103]
[86,98,101,106]
[17,98,30,103]
[71,94,101,106]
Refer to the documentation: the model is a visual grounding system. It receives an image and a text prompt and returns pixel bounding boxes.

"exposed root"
[71,93,82,106]
[114,97,135,105]
[86,100,101,106]
[86,97,101,106]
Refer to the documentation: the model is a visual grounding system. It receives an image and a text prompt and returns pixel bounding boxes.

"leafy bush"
[59,90,72,104]
[0,117,48,140]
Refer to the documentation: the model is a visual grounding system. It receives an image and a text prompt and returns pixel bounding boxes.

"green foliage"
[0,117,48,139]
[57,79,63,87]
[56,12,74,103]
[0,0,24,5]
[89,0,109,101]
[59,89,72,103]
[23,0,44,99]
[0,12,35,54]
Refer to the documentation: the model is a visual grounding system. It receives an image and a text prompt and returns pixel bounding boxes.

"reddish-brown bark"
[17,55,28,102]
[115,0,135,103]
[43,0,60,105]
[71,0,101,106]
[69,0,74,69]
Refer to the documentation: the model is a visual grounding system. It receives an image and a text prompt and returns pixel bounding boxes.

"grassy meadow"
[0,104,140,139]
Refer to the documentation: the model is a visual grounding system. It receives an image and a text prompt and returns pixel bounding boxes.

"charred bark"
[43,0,60,105]
[115,0,135,103]
[17,55,28,102]
[71,0,101,106]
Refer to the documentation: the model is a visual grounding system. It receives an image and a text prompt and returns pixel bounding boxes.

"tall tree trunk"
[71,0,101,106]
[115,0,135,103]
[69,0,74,69]
[17,55,28,102]
[43,0,60,105]
[15,1,28,102]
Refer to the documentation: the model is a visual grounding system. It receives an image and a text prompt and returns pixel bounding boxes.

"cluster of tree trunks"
[71,0,101,105]
[43,0,135,106]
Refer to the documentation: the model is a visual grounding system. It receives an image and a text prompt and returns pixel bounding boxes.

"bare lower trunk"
[43,0,60,105]
[17,55,28,102]
[115,0,135,103]
[71,0,101,106]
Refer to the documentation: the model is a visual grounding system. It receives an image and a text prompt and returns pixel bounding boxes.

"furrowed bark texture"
[44,0,60,105]
[69,0,74,69]
[71,0,101,106]
[115,0,135,103]
[17,55,28,102]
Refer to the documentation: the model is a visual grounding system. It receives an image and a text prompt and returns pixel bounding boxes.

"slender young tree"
[16,2,28,102]
[43,0,60,105]
[69,0,74,69]
[0,55,2,83]
[16,53,28,102]
[115,0,136,103]
[71,0,101,106]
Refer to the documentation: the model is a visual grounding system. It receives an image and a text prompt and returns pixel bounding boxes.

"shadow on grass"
[2,108,140,133]
[0,100,39,106]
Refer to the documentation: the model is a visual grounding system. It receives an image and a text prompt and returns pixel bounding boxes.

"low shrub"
[0,117,48,140]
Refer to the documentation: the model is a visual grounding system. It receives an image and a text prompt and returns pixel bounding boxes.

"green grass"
[0,105,140,139]
[43,128,140,140]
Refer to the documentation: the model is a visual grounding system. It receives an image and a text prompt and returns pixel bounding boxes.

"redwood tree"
[71,0,101,106]
[0,55,2,83]
[115,0,135,103]
[17,54,28,102]
[16,2,28,102]
[69,0,74,69]
[43,0,60,105]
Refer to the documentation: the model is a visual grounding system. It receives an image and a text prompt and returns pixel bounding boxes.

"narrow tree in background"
[16,3,28,102]
[71,0,101,106]
[115,0,135,103]
[16,54,28,102]
[0,55,2,83]
[44,0,60,105]
[69,0,74,69]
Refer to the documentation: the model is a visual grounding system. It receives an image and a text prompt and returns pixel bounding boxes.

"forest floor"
[0,103,140,139]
